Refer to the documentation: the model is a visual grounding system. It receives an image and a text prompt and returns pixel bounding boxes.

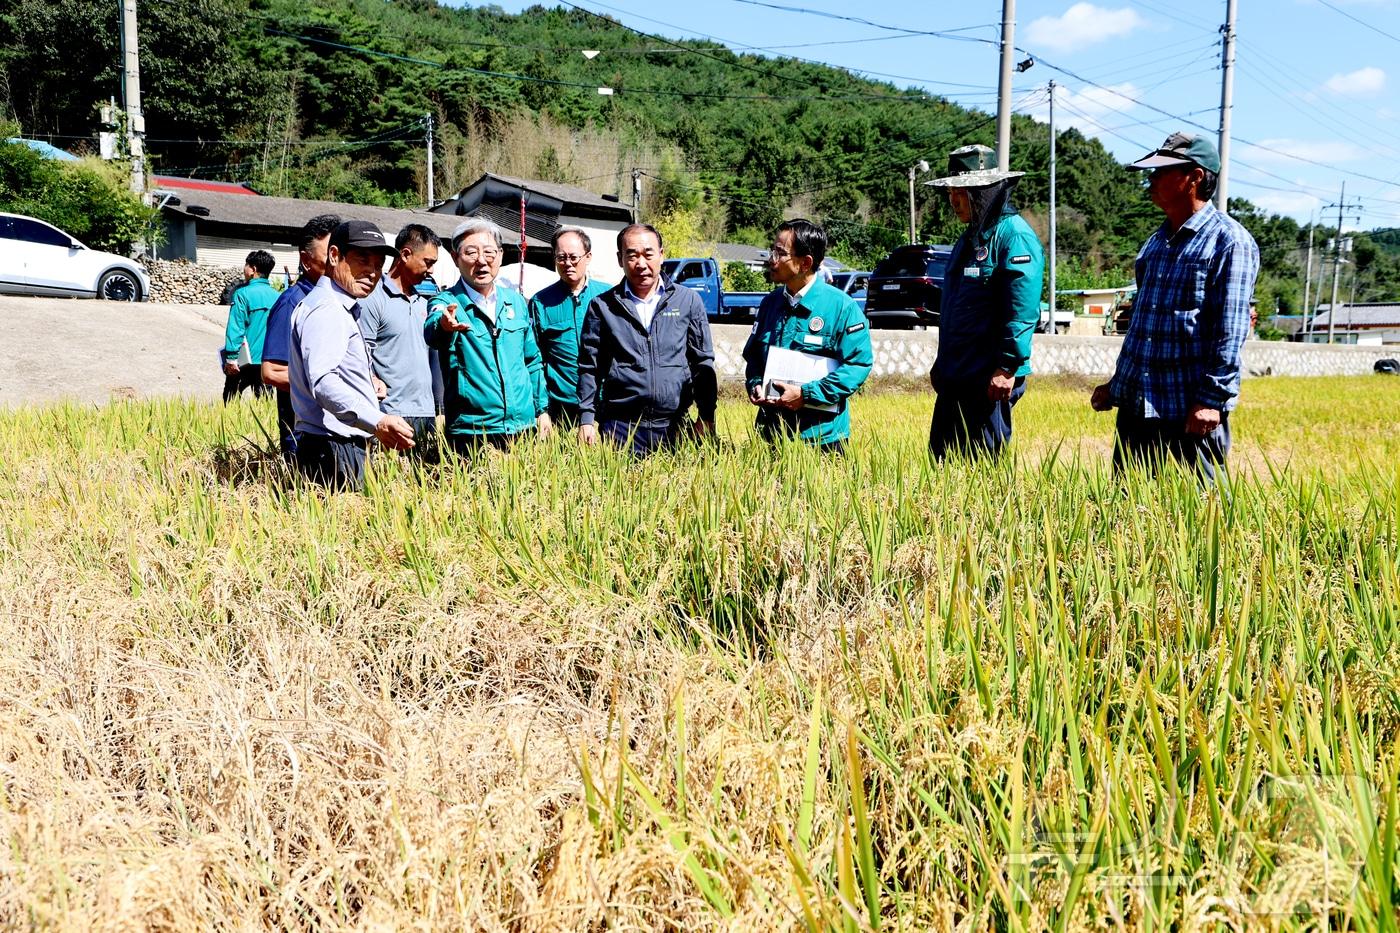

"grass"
[0,375,1397,930]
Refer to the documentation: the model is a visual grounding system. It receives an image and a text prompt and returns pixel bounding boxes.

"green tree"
[0,138,157,252]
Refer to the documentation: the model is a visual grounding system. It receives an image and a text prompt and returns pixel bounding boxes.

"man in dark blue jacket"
[577,223,717,456]
[261,213,342,461]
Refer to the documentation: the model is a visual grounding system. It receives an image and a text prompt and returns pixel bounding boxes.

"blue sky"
[475,0,1400,229]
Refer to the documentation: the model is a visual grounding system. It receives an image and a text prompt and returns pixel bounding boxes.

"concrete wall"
[709,325,1397,380]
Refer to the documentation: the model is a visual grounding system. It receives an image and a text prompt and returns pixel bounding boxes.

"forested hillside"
[5,0,1400,305]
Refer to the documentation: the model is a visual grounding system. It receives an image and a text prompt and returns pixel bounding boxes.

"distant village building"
[429,173,634,282]
[154,178,485,288]
[1309,303,1400,345]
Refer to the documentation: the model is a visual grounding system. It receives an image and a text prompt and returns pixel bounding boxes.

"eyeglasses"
[554,252,587,264]
[769,246,794,259]
[460,247,500,260]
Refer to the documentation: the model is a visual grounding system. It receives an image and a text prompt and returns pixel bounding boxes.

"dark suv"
[864,244,953,328]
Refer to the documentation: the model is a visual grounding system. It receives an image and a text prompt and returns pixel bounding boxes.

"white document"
[763,346,839,413]
[236,339,252,367]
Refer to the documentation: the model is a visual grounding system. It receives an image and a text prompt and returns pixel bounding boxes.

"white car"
[0,212,149,301]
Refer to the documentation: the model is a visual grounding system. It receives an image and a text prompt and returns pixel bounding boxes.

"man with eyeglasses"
[424,216,551,455]
[1091,132,1259,484]
[742,219,872,452]
[577,223,717,456]
[529,226,614,428]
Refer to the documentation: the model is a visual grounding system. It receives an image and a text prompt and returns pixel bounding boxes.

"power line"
[1312,0,1400,44]
[1233,37,1400,156]
[1027,51,1400,190]
[264,25,952,105]
[556,0,998,95]
[724,0,998,46]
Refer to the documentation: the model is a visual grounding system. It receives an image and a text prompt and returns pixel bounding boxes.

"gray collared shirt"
[358,274,435,418]
[289,277,382,438]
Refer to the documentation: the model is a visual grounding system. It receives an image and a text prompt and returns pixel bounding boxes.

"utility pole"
[1302,213,1314,337]
[1215,0,1237,211]
[1047,80,1057,334]
[632,168,642,222]
[907,160,928,243]
[1323,183,1363,344]
[424,112,435,207]
[119,0,145,196]
[996,0,1016,172]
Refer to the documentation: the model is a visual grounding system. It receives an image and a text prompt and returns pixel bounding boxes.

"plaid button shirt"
[1109,202,1260,419]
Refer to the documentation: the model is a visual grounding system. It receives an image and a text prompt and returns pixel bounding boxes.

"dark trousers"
[600,417,685,457]
[928,378,1026,459]
[403,415,442,464]
[1114,409,1231,485]
[757,420,846,455]
[275,389,297,462]
[223,365,269,403]
[445,428,534,457]
[548,401,581,430]
[295,432,368,490]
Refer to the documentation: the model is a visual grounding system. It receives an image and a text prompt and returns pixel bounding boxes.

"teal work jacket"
[223,277,281,365]
[529,277,614,409]
[742,280,873,445]
[425,283,546,437]
[933,209,1045,383]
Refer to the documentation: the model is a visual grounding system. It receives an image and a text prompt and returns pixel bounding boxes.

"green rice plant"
[0,377,1397,929]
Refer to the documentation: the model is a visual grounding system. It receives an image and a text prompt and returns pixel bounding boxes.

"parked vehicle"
[1038,302,1074,334]
[864,245,951,328]
[662,257,768,321]
[830,270,871,301]
[0,212,149,301]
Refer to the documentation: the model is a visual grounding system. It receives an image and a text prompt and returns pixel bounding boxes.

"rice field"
[1,376,1398,930]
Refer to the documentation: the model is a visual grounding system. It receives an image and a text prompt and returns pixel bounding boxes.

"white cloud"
[1023,82,1142,136]
[1245,138,1369,165]
[1247,191,1323,218]
[1025,4,1146,52]
[1323,66,1386,96]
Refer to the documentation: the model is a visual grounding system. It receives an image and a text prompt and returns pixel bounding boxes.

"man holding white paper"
[742,219,873,452]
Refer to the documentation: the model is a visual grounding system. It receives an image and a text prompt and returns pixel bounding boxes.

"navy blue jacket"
[577,279,717,425]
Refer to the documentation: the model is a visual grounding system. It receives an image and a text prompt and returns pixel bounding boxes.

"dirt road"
[0,296,231,407]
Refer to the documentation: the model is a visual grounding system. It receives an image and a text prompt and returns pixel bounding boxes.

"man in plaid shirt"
[1091,132,1259,483]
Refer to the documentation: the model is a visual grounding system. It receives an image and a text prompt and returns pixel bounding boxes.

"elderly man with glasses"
[1091,132,1259,484]
[528,226,615,428]
[424,216,551,455]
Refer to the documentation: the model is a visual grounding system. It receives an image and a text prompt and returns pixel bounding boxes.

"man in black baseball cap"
[287,219,415,489]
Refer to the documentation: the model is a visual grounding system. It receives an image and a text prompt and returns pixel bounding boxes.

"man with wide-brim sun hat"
[924,143,1044,459]
[1090,131,1259,485]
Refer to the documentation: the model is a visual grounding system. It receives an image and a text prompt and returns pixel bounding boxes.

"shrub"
[0,137,158,253]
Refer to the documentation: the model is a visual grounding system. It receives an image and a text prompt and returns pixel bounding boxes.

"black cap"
[329,220,396,257]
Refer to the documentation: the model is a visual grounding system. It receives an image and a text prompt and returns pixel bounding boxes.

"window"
[676,262,707,282]
[10,218,73,247]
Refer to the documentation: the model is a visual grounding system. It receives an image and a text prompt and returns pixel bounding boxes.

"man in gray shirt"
[290,220,415,489]
[359,223,442,463]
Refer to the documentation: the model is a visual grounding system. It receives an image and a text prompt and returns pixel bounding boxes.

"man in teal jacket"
[743,219,872,452]
[222,249,279,403]
[529,226,613,428]
[425,217,550,455]
[925,144,1045,457]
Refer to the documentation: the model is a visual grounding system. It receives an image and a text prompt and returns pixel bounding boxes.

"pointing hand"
[437,302,471,333]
